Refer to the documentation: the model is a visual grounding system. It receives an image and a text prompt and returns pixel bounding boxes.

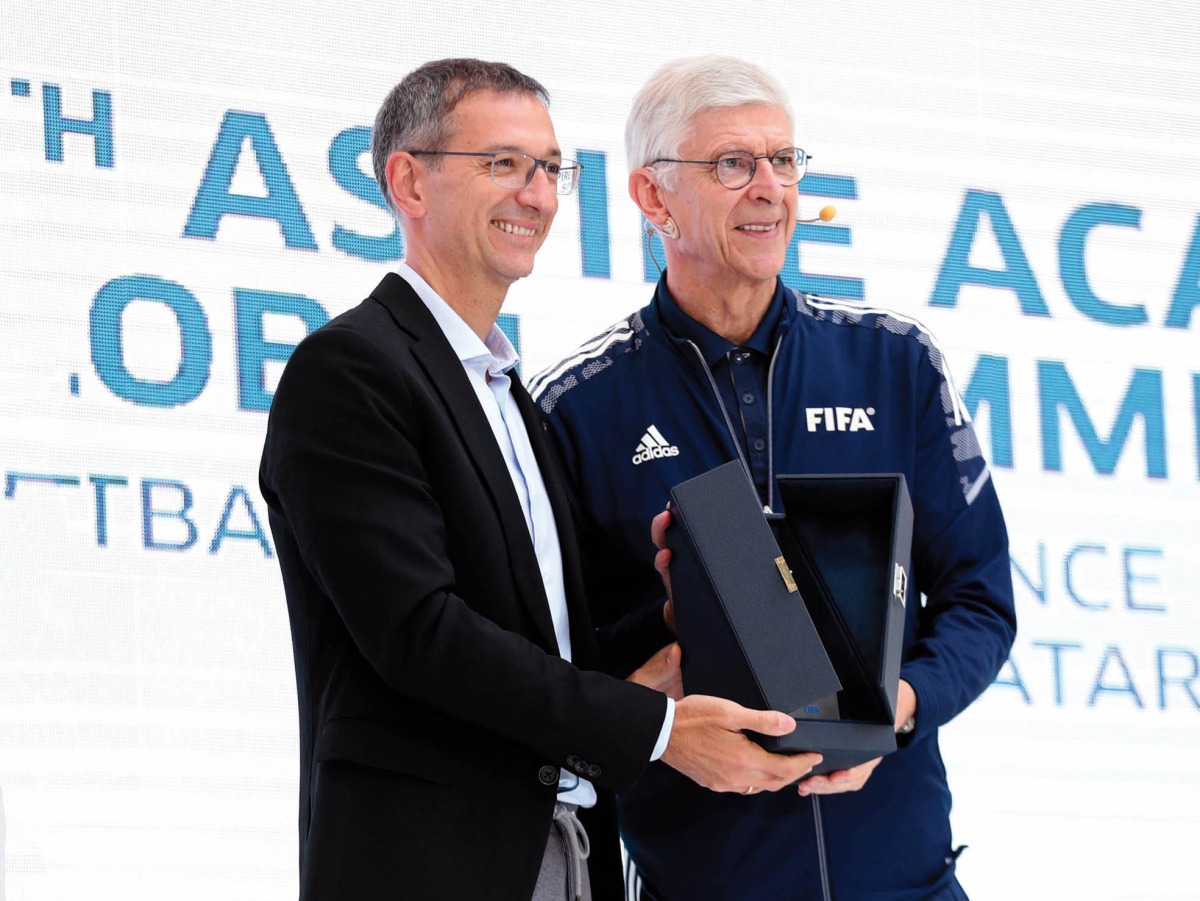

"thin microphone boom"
[643,205,838,276]
[798,205,837,224]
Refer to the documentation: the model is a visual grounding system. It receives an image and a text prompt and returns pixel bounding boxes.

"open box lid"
[667,461,842,717]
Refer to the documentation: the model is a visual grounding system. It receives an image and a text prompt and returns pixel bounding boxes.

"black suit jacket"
[259,274,667,900]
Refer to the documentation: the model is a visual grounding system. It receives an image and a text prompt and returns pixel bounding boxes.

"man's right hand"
[660,695,822,794]
[650,508,676,633]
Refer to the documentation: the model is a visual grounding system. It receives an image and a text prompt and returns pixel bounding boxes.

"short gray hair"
[371,58,550,216]
[625,55,794,189]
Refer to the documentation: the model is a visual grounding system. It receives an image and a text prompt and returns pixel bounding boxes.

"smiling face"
[393,89,560,313]
[660,103,798,302]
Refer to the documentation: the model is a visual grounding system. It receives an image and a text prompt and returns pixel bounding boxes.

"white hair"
[625,55,794,188]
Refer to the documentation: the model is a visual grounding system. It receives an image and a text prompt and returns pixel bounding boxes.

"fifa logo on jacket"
[632,425,680,464]
[805,407,876,432]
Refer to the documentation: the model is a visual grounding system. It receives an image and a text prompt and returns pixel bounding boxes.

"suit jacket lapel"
[370,274,559,652]
[511,371,600,667]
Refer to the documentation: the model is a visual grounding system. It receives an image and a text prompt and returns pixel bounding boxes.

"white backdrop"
[1,2,1198,898]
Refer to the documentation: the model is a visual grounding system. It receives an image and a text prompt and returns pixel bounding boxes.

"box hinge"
[893,563,908,606]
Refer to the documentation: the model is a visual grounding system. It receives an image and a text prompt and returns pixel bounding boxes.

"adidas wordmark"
[632,425,680,465]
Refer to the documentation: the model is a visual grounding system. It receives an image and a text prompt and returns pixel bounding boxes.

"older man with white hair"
[532,55,1016,901]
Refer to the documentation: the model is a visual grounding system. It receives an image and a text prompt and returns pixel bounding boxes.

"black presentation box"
[667,461,913,775]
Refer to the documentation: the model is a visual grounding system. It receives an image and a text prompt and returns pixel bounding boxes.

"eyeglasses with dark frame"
[405,150,583,195]
[651,147,811,190]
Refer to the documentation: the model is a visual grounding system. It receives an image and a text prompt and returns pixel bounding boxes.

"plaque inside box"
[667,461,913,775]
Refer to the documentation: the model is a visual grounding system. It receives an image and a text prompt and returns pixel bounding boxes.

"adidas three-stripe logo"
[631,425,680,465]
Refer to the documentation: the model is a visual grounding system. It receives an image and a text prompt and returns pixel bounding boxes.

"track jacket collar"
[649,273,790,365]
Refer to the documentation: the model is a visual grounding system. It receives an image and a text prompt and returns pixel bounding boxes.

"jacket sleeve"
[899,346,1017,738]
[260,323,666,792]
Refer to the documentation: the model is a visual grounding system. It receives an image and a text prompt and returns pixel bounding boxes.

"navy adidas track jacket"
[530,276,1016,901]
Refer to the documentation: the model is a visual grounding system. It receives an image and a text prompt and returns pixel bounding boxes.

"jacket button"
[538,765,558,786]
[566,755,580,767]
[587,764,602,779]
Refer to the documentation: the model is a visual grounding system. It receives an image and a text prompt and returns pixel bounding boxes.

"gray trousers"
[531,802,592,901]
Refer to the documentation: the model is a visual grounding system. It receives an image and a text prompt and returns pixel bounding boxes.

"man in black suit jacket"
[259,58,820,901]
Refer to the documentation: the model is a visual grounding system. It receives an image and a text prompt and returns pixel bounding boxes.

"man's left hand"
[894,678,917,733]
[795,678,918,796]
[796,757,881,796]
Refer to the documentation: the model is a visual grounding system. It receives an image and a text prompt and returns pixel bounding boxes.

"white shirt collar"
[396,261,519,376]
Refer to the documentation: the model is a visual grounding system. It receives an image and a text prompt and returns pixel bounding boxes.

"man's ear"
[629,166,671,228]
[385,151,427,220]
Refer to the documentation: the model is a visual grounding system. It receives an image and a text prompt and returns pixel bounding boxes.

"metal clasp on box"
[893,564,908,606]
[775,556,798,593]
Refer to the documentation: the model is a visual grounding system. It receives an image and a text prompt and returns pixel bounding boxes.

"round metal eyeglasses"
[405,150,582,195]
[651,147,810,189]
